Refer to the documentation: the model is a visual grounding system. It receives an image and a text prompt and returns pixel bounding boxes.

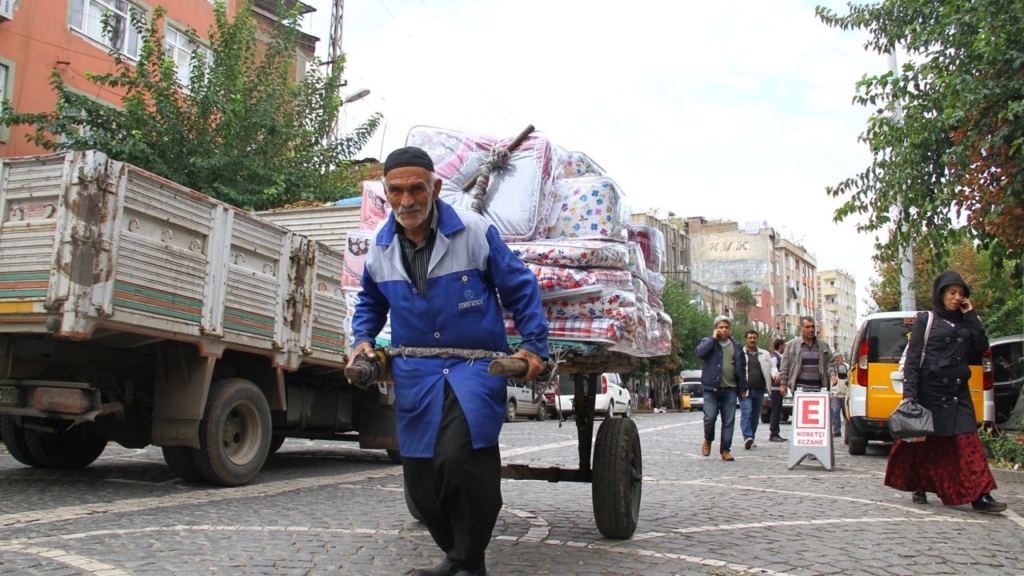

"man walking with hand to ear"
[695,316,748,461]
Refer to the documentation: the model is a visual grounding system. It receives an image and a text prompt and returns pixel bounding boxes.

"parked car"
[991,334,1024,425]
[543,373,631,418]
[505,382,547,422]
[671,382,704,411]
[759,388,793,423]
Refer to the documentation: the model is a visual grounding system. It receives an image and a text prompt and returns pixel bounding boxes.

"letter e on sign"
[796,395,827,430]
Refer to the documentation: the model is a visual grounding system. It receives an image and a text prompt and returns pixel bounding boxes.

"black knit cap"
[383,146,434,175]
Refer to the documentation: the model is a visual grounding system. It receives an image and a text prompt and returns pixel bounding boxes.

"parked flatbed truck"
[0,151,397,486]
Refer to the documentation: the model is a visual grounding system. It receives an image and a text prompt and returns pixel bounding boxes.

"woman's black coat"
[902,310,989,436]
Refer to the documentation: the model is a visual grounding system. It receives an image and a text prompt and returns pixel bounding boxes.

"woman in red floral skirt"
[884,271,1005,513]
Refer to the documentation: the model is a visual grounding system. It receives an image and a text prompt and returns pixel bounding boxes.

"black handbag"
[889,400,934,440]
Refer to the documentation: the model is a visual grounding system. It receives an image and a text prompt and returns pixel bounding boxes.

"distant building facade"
[0,0,317,158]
[684,217,775,333]
[775,238,818,336]
[816,269,857,358]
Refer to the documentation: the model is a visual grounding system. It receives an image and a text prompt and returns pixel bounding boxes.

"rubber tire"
[386,449,403,464]
[847,420,867,456]
[194,378,272,486]
[535,403,547,421]
[268,435,286,455]
[404,482,423,522]
[505,400,517,423]
[605,402,615,420]
[623,403,632,418]
[592,417,642,539]
[24,421,107,470]
[0,416,45,467]
[162,446,205,482]
[760,412,770,424]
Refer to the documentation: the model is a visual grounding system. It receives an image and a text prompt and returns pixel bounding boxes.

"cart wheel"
[592,417,642,539]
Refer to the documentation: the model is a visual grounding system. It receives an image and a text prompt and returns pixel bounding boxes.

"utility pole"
[328,0,346,142]
[890,52,916,312]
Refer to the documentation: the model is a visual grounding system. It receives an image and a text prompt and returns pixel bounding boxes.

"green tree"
[0,1,379,211]
[816,0,1024,280]
[869,233,1022,337]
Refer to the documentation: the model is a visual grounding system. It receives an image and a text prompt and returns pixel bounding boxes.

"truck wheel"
[760,412,770,424]
[847,421,867,456]
[505,400,516,423]
[194,378,271,486]
[268,435,286,455]
[162,446,205,482]
[592,417,642,539]
[0,416,45,467]
[25,421,107,470]
[386,449,402,464]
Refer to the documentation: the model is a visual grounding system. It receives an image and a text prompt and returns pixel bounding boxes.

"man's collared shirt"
[395,201,439,297]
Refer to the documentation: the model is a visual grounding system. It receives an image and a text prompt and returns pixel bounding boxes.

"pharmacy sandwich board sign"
[787,391,834,470]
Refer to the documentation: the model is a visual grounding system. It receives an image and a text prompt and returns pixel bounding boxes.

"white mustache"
[397,205,422,214]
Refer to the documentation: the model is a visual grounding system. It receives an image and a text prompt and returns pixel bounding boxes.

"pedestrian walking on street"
[768,338,787,442]
[349,147,549,576]
[884,271,1005,513]
[695,316,748,461]
[779,316,837,394]
[831,354,849,437]
[739,330,776,450]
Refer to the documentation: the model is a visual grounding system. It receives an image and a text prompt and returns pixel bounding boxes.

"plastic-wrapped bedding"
[560,150,606,179]
[342,230,373,288]
[360,180,389,231]
[541,290,638,321]
[507,239,629,270]
[406,125,558,242]
[625,241,647,279]
[546,177,629,241]
[628,223,666,273]
[505,317,630,346]
[645,270,667,298]
[526,264,634,299]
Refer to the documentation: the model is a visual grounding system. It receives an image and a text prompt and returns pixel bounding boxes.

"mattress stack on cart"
[404,125,672,358]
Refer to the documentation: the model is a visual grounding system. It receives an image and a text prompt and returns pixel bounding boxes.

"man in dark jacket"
[695,316,748,461]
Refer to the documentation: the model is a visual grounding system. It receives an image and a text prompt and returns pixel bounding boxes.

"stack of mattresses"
[342,181,392,347]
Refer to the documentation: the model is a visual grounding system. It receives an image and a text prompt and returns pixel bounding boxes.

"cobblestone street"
[2,411,1023,575]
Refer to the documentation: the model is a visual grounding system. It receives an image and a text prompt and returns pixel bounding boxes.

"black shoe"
[971,494,1007,513]
[769,435,786,443]
[912,491,927,504]
[453,571,487,576]
[412,558,452,576]
[832,431,842,437]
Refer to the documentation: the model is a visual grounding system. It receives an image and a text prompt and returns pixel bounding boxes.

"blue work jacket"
[351,200,548,457]
[695,336,748,396]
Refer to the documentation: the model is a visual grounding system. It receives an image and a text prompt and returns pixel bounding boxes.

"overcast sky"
[300,0,890,320]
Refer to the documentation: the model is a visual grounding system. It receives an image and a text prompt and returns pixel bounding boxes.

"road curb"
[992,467,1023,484]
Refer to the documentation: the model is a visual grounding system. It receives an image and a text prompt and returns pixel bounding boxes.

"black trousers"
[769,389,784,437]
[403,382,502,572]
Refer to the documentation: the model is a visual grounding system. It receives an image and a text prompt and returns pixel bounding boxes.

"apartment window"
[70,0,141,58]
[164,27,211,87]
[0,62,9,142]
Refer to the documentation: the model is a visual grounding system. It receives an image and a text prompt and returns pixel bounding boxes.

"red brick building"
[0,0,316,158]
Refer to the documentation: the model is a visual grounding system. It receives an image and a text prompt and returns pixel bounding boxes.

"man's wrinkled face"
[385,166,441,234]
[800,320,816,340]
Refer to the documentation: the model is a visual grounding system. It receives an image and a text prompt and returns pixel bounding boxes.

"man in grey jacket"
[739,330,778,450]
[779,316,837,394]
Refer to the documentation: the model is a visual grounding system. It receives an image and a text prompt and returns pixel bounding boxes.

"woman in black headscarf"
[884,271,1005,513]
